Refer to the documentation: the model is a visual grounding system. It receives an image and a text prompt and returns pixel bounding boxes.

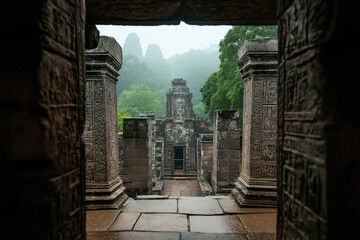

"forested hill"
[116,32,220,129]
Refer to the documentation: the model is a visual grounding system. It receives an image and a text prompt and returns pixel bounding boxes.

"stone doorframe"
[4,1,356,239]
[172,145,187,175]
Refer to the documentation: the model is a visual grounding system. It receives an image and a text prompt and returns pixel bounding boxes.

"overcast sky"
[96,22,232,59]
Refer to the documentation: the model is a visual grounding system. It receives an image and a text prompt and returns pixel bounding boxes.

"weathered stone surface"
[87,231,180,240]
[238,213,277,233]
[86,210,121,231]
[134,213,188,232]
[123,118,151,195]
[0,0,86,238]
[189,215,246,233]
[212,110,241,194]
[85,36,128,209]
[118,132,124,177]
[181,232,248,240]
[108,212,140,231]
[197,134,213,188]
[277,0,345,239]
[121,199,177,213]
[233,38,278,208]
[178,198,223,215]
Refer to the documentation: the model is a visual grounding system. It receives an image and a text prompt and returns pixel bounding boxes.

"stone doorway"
[174,146,184,171]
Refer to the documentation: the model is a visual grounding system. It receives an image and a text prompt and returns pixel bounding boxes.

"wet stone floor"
[87,180,277,240]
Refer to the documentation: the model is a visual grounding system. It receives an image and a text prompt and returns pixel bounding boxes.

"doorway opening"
[174,146,184,171]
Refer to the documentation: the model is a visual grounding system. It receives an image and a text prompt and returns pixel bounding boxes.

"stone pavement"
[163,180,200,196]
[87,195,277,240]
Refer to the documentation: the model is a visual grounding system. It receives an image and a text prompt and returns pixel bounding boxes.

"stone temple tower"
[156,78,211,178]
[166,78,195,120]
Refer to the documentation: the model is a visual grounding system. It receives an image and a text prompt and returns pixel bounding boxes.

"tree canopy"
[201,26,277,125]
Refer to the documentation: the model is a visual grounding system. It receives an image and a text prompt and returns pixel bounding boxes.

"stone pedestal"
[212,110,241,194]
[84,36,128,209]
[232,38,278,207]
[123,118,151,195]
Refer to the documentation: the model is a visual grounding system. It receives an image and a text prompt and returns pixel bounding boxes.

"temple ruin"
[2,1,359,239]
[122,78,213,195]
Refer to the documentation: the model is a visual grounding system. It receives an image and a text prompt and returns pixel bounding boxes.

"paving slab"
[189,215,247,233]
[178,197,223,215]
[109,212,140,231]
[134,213,188,232]
[246,232,276,240]
[217,199,242,213]
[87,231,180,240]
[136,195,169,200]
[86,210,121,231]
[238,213,277,233]
[121,198,177,213]
[181,232,248,240]
[236,208,277,214]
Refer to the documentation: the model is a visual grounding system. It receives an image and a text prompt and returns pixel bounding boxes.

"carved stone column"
[232,38,278,207]
[212,110,241,194]
[84,36,128,209]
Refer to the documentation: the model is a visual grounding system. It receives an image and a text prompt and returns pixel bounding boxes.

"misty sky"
[96,22,232,59]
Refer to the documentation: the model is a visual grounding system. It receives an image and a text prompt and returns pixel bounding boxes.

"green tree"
[201,26,277,125]
[118,84,164,117]
[117,110,132,132]
[193,102,207,118]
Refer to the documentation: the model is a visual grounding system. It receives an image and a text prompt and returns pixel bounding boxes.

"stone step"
[164,176,197,180]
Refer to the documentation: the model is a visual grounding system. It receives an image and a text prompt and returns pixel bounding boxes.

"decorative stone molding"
[232,38,278,207]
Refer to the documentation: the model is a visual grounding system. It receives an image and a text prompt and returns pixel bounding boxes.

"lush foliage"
[117,84,166,131]
[201,26,277,124]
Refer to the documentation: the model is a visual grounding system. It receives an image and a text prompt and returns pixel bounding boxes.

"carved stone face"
[175,97,185,119]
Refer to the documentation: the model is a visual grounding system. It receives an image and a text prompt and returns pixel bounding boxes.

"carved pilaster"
[232,38,278,207]
[84,36,128,209]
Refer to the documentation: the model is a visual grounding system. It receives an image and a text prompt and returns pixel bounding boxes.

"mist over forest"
[117,32,219,124]
[116,26,277,131]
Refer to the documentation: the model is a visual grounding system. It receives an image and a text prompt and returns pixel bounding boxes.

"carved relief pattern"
[105,80,119,181]
[279,0,329,238]
[241,80,252,177]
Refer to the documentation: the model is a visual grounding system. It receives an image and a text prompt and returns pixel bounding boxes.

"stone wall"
[212,110,241,194]
[197,134,214,195]
[232,38,278,208]
[198,134,213,183]
[0,1,86,238]
[123,118,151,195]
[277,1,360,239]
